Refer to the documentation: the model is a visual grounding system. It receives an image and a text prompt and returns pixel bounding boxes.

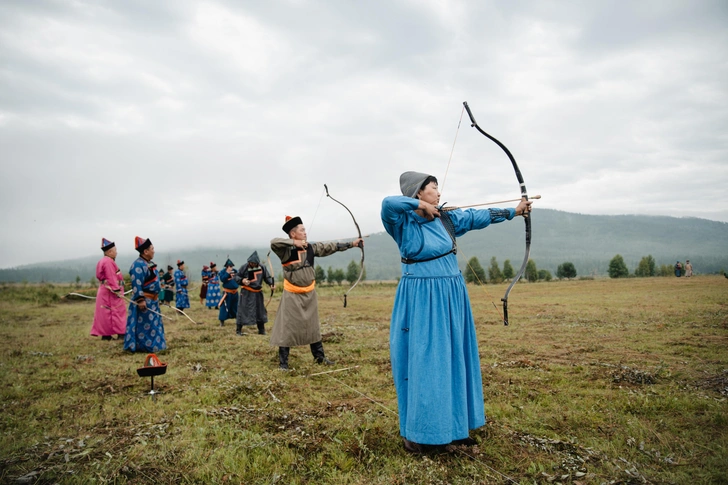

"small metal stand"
[136,354,167,402]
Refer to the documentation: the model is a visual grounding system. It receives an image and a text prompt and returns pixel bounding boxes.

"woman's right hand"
[419,201,440,221]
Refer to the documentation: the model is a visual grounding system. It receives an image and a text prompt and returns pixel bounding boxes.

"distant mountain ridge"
[2,209,726,283]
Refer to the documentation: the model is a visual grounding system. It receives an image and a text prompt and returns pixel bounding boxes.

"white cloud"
[0,0,726,267]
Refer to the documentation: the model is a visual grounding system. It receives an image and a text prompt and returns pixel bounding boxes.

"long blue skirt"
[390,274,485,444]
[124,299,167,353]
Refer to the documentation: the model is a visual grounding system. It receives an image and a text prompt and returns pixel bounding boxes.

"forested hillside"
[2,209,726,282]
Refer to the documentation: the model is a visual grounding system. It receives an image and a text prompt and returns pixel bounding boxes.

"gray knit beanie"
[399,171,432,198]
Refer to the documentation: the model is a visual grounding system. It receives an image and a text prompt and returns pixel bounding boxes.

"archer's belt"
[143,292,159,301]
[223,287,238,294]
[283,280,315,294]
[242,286,262,293]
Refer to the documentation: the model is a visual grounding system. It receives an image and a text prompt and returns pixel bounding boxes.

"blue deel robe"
[381,195,516,445]
[206,270,222,308]
[218,269,239,321]
[174,268,190,309]
[124,258,167,353]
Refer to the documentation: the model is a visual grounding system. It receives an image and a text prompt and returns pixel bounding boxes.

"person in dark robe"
[161,265,175,305]
[270,215,362,370]
[200,265,210,304]
[218,258,239,327]
[235,251,275,336]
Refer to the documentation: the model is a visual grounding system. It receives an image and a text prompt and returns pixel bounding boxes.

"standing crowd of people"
[90,171,533,454]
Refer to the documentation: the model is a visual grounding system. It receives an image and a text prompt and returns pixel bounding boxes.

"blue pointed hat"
[101,238,115,252]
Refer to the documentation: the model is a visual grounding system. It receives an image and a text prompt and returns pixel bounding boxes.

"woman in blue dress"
[218,259,239,327]
[174,260,190,310]
[381,171,531,453]
[205,262,222,309]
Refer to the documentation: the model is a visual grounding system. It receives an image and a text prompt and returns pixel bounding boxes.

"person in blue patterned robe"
[381,171,531,453]
[174,259,190,310]
[124,237,167,353]
[205,262,222,309]
[218,258,238,327]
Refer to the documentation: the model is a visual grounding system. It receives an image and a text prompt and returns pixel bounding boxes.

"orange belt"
[283,279,315,294]
[143,292,159,301]
[223,287,238,294]
[242,286,262,293]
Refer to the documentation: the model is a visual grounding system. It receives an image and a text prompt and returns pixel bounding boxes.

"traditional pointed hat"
[101,238,115,252]
[135,236,152,253]
[282,215,303,234]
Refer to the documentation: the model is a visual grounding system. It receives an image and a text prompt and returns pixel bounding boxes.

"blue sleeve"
[381,196,420,243]
[447,207,516,236]
[129,260,146,301]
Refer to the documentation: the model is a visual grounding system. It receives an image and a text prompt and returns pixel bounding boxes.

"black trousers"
[278,341,325,366]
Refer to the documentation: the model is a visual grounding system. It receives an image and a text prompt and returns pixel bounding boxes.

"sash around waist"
[283,279,315,294]
[242,286,262,293]
[142,292,159,301]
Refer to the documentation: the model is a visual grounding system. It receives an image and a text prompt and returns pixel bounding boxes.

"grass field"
[1,276,726,484]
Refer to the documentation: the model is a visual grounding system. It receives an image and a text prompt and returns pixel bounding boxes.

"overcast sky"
[1,0,727,268]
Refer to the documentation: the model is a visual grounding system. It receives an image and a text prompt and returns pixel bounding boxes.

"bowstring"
[439,104,465,201]
[441,105,505,324]
[306,186,327,237]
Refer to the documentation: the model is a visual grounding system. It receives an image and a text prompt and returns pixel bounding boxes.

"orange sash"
[242,286,262,293]
[283,279,315,294]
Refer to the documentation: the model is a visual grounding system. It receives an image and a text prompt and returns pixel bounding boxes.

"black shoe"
[219,321,224,327]
[258,329,266,335]
[101,336,112,341]
[403,438,447,454]
[403,439,428,454]
[315,357,335,365]
[450,437,477,446]
[236,330,246,336]
[279,363,289,371]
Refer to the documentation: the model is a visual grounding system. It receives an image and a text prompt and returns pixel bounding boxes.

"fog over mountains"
[2,209,726,283]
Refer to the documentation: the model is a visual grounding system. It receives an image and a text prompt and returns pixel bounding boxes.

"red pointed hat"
[282,215,303,234]
[177,259,184,266]
[134,236,152,253]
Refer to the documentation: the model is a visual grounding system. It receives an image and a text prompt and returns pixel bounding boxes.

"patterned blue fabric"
[381,195,514,445]
[206,270,222,308]
[124,258,166,353]
[218,269,239,321]
[174,268,190,309]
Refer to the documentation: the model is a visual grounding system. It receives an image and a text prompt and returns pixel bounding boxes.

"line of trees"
[313,261,366,285]
[463,257,579,284]
[608,254,680,278]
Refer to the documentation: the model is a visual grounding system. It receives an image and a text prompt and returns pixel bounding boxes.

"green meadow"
[1,277,726,484]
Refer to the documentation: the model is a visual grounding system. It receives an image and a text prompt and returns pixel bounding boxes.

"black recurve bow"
[463,101,531,326]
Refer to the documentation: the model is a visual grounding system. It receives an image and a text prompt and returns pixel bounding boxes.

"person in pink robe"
[91,238,127,340]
